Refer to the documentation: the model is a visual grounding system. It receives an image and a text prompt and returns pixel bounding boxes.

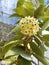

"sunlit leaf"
[17,0,25,7]
[30,42,44,57]
[7,32,23,43]
[40,43,47,54]
[8,26,20,35]
[32,52,49,65]
[42,34,49,47]
[24,1,34,9]
[41,20,49,31]
[20,58,32,65]
[34,4,44,18]
[39,0,44,4]
[13,7,27,17]
[12,46,32,61]
[46,27,49,31]
[9,13,17,18]
[12,46,38,65]
[2,40,23,56]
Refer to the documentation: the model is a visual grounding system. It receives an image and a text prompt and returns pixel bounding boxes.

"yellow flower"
[19,16,39,36]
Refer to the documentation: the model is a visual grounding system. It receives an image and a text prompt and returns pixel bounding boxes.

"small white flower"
[19,16,39,36]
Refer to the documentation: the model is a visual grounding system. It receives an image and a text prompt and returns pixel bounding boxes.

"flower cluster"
[19,16,39,36]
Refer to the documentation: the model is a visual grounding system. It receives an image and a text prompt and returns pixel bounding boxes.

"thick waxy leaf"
[34,5,44,18]
[34,35,47,53]
[17,0,25,7]
[2,40,23,56]
[8,26,20,35]
[4,50,17,59]
[45,57,49,63]
[30,42,44,57]
[32,52,49,65]
[10,12,24,18]
[42,9,49,25]
[7,32,23,43]
[11,46,32,61]
[9,13,17,18]
[34,35,42,45]
[45,42,49,47]
[40,43,47,54]
[20,58,32,65]
[13,7,27,17]
[24,1,34,9]
[30,42,49,65]
[43,34,49,42]
[46,27,49,31]
[13,5,34,17]
[41,20,49,31]
[13,1,34,17]
[39,0,44,4]
[42,16,49,19]
[43,9,49,19]
[12,46,37,65]
[42,34,49,47]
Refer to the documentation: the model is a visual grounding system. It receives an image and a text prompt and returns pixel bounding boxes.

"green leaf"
[8,26,20,35]
[42,16,49,19]
[42,9,49,25]
[41,20,49,31]
[30,41,49,65]
[17,0,25,7]
[39,0,44,4]
[2,40,23,56]
[42,34,49,47]
[10,33,22,40]
[23,2,34,16]
[45,42,49,47]
[46,27,49,31]
[40,43,47,54]
[34,35,42,45]
[30,42,44,57]
[20,58,32,65]
[34,35,47,53]
[12,46,38,65]
[7,32,23,43]
[34,4,44,18]
[32,52,49,65]
[9,13,17,18]
[43,34,49,41]
[45,57,49,63]
[12,46,32,61]
[13,1,34,17]
[44,8,49,17]
[13,5,34,17]
[15,19,21,24]
[4,50,17,59]
[24,1,34,9]
[13,7,27,17]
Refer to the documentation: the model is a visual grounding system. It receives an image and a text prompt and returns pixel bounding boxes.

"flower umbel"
[19,16,39,36]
